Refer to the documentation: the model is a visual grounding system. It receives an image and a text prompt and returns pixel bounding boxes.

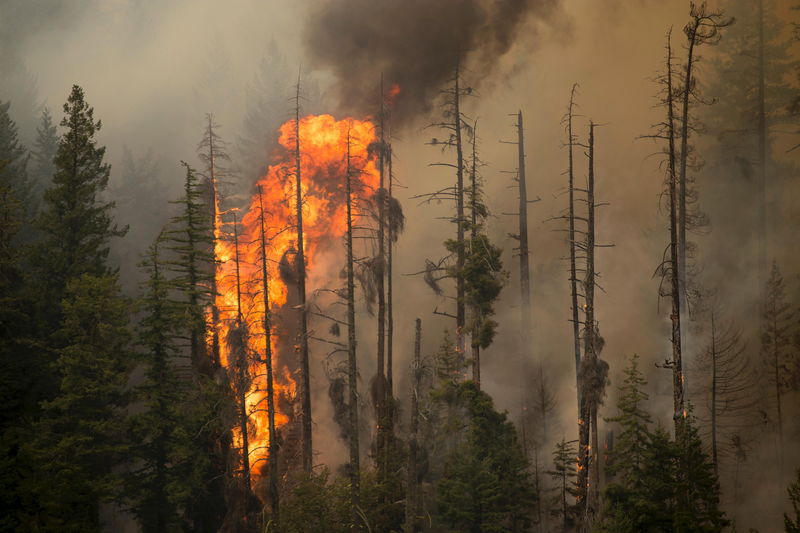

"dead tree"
[198,113,232,369]
[292,75,313,473]
[756,0,767,288]
[516,111,532,361]
[580,122,610,521]
[344,126,361,526]
[676,2,732,334]
[405,318,422,533]
[418,58,472,354]
[761,261,794,479]
[694,303,758,478]
[256,185,279,525]
[375,79,388,478]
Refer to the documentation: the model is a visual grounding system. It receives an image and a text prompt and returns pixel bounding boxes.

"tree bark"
[345,128,361,527]
[257,186,280,526]
[517,111,532,373]
[294,79,313,473]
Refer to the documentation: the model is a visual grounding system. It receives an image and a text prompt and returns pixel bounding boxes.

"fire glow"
[211,114,381,483]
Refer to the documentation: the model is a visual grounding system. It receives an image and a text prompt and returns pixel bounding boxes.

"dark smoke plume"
[304,0,563,123]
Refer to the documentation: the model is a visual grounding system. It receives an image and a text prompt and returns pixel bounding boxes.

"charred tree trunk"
[294,78,313,473]
[517,111,531,365]
[678,19,698,334]
[376,80,388,479]
[257,186,280,526]
[666,33,686,437]
[470,120,481,387]
[231,211,252,503]
[386,137,395,409]
[345,129,361,526]
[405,318,422,533]
[585,122,600,518]
[454,59,466,356]
[757,0,767,289]
[206,114,222,369]
[710,310,718,477]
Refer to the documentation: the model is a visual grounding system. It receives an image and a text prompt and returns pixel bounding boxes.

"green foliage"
[600,355,727,533]
[126,235,220,532]
[34,85,126,333]
[0,101,30,222]
[463,233,506,350]
[163,162,215,367]
[30,107,59,210]
[278,469,351,533]
[786,468,800,533]
[435,382,536,533]
[547,438,578,531]
[22,274,132,532]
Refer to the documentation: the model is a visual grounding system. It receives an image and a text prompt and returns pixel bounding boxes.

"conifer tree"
[30,107,58,207]
[0,101,30,223]
[786,468,800,533]
[548,438,578,532]
[25,274,131,532]
[761,261,794,476]
[35,85,126,334]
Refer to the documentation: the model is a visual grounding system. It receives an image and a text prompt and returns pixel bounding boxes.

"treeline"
[1,1,800,533]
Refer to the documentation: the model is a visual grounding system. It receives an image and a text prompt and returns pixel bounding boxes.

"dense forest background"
[1,0,800,532]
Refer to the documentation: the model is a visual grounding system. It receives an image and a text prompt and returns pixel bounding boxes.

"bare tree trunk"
[294,78,313,473]
[376,79,387,479]
[387,137,395,405]
[470,120,481,387]
[232,212,252,502]
[517,111,531,365]
[584,122,599,520]
[666,33,686,436]
[405,318,422,533]
[678,19,698,346]
[206,114,222,369]
[710,310,718,477]
[566,87,584,495]
[454,59,466,356]
[345,128,361,527]
[257,186,280,526]
[757,0,767,290]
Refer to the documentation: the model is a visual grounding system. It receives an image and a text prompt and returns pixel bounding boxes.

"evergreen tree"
[786,468,800,533]
[35,85,126,333]
[127,234,195,532]
[0,158,36,531]
[436,382,535,533]
[161,163,228,531]
[0,100,31,227]
[24,274,132,532]
[547,438,578,532]
[30,106,59,209]
[761,261,794,473]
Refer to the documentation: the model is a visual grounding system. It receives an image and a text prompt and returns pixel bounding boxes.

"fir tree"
[30,106,59,209]
[0,100,31,228]
[547,438,578,532]
[786,468,800,533]
[24,274,132,532]
[35,85,126,333]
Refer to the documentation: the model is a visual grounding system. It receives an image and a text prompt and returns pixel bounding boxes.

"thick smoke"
[304,0,563,122]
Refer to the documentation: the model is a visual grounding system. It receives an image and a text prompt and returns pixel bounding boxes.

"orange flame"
[211,114,380,484]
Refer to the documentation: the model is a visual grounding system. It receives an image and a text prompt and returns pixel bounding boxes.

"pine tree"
[786,468,800,533]
[547,438,578,532]
[0,101,32,231]
[35,85,126,334]
[30,107,59,208]
[437,382,535,533]
[24,274,132,532]
[761,261,794,476]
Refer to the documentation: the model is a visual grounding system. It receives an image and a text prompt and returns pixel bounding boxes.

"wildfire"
[212,114,381,483]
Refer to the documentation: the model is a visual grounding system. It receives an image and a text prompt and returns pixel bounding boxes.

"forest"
[1,0,799,532]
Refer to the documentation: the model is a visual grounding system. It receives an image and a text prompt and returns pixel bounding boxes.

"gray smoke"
[304,0,563,123]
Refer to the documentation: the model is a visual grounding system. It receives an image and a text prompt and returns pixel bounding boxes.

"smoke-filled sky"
[2,0,798,529]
